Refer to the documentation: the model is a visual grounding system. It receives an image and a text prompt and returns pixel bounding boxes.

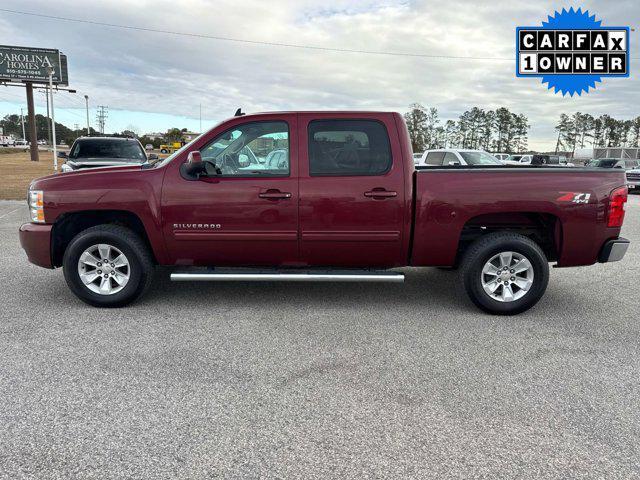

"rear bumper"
[19,223,53,269]
[598,237,630,263]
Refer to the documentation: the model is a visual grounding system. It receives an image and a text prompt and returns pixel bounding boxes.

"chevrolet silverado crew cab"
[19,111,630,314]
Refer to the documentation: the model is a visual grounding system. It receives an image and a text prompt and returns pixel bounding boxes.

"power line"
[0,88,26,102]
[0,7,515,61]
[56,106,87,120]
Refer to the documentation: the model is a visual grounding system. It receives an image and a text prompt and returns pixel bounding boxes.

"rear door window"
[308,120,392,176]
[443,152,459,165]
[424,152,445,165]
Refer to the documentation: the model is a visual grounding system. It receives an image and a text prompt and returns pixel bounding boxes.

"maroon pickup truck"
[19,111,629,314]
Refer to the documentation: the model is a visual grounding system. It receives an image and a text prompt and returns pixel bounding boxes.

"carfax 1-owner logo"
[516,7,630,96]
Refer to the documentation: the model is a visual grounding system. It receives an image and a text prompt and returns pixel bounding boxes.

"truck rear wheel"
[460,232,549,315]
[63,225,154,307]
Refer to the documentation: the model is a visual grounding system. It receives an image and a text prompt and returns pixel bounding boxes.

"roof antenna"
[234,108,245,117]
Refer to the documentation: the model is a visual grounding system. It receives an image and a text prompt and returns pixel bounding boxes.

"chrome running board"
[170,270,404,283]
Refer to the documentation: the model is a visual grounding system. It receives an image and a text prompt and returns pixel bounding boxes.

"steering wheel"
[202,158,221,176]
[220,153,239,175]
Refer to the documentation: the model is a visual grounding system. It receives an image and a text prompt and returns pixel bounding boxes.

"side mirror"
[148,153,158,160]
[180,150,206,180]
[57,151,68,158]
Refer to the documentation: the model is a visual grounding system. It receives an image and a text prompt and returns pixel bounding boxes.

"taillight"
[607,186,628,227]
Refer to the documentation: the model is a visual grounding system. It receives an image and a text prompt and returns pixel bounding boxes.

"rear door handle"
[259,189,291,199]
[364,189,397,199]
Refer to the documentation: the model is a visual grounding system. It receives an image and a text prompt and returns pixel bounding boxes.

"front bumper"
[19,223,53,268]
[598,237,630,263]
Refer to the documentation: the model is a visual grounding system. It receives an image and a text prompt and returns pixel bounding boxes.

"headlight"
[28,189,45,223]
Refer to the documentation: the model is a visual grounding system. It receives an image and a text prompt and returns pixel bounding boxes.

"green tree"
[165,128,183,143]
[404,103,429,152]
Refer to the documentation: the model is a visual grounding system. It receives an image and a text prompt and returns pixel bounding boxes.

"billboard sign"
[0,45,67,85]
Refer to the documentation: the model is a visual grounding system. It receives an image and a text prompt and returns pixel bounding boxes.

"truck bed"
[411,166,627,267]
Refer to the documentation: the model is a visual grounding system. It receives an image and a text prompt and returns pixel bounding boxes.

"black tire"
[63,225,154,307]
[160,149,168,154]
[459,232,549,315]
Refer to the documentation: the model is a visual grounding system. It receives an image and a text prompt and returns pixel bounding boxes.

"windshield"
[150,130,212,168]
[459,151,502,165]
[70,140,146,162]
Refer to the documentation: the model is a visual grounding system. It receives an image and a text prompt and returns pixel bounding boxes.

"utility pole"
[20,108,26,141]
[84,95,90,135]
[96,105,108,134]
[199,103,202,133]
[43,87,52,146]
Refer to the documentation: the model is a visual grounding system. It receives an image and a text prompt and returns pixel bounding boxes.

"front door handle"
[259,189,291,200]
[364,189,397,199]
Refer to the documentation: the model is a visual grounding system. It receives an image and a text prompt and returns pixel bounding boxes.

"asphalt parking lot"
[1,197,639,479]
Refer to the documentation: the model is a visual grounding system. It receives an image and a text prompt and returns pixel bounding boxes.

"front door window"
[199,121,289,176]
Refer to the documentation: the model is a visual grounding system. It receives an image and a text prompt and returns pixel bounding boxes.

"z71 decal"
[557,192,591,204]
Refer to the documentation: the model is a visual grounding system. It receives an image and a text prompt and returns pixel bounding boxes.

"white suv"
[418,149,503,167]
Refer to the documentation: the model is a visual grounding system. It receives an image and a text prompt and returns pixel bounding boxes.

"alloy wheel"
[77,243,130,295]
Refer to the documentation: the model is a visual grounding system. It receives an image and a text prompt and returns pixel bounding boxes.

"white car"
[625,167,640,192]
[503,154,533,165]
[418,149,503,167]
[0,136,15,147]
[413,152,423,164]
[626,169,640,191]
[493,153,510,162]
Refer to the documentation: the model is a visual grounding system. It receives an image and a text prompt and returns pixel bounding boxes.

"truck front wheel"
[460,232,549,315]
[63,225,154,307]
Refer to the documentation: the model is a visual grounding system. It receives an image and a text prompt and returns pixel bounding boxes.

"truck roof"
[231,110,398,117]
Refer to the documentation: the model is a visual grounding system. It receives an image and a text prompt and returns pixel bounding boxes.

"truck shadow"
[142,267,478,314]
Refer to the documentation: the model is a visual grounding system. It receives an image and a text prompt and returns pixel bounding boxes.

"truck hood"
[28,161,164,225]
[32,163,144,186]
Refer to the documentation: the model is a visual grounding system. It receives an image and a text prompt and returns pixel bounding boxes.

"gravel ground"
[0,196,639,479]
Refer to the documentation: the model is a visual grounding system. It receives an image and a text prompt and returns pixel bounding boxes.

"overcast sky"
[0,0,637,150]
